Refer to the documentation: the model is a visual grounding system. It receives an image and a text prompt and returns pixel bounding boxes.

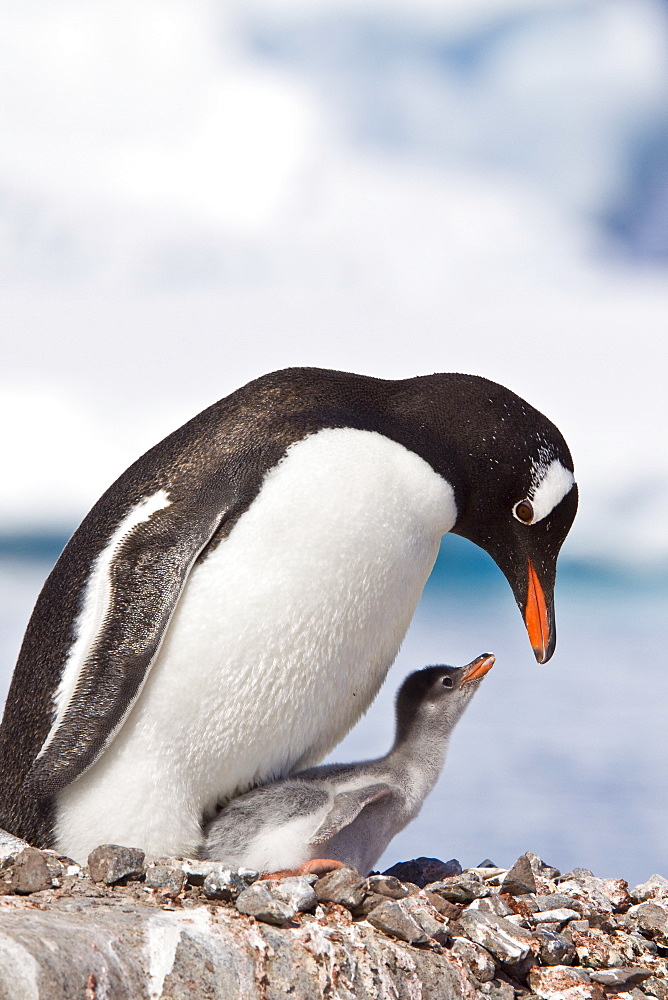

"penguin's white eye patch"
[527,459,576,524]
[514,499,534,524]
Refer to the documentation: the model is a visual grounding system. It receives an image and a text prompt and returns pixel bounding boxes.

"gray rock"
[268,876,317,913]
[235,882,295,925]
[481,981,515,1000]
[631,875,668,903]
[644,976,668,1000]
[401,895,450,944]
[366,899,430,945]
[512,893,540,914]
[532,928,575,966]
[502,854,538,896]
[423,889,462,920]
[470,895,514,918]
[569,919,590,933]
[429,873,491,904]
[144,864,187,894]
[527,965,603,1000]
[353,890,387,917]
[633,901,668,939]
[532,908,581,926]
[451,937,497,982]
[535,893,583,913]
[0,827,31,868]
[558,874,630,913]
[458,909,535,963]
[87,844,145,884]
[383,856,462,887]
[314,867,366,910]
[525,852,561,881]
[238,867,260,885]
[202,868,246,902]
[7,848,55,894]
[365,874,411,899]
[173,858,258,886]
[588,966,652,986]
[560,868,594,880]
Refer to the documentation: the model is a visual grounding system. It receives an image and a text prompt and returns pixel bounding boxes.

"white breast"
[55,427,456,862]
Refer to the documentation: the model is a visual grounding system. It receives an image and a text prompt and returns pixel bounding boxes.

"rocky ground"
[1,830,667,1000]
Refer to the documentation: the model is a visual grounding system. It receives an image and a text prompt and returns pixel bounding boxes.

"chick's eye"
[514,499,534,524]
[442,676,454,688]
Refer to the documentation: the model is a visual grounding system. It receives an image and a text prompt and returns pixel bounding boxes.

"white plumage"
[54,428,456,862]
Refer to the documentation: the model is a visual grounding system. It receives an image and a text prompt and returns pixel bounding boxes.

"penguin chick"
[202,652,494,876]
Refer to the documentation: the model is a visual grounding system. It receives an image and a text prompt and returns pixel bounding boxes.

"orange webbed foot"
[260,858,347,880]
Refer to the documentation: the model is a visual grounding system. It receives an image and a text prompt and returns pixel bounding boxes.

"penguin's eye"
[514,499,534,524]
[442,676,454,688]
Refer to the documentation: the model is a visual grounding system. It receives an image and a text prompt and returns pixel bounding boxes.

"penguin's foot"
[260,859,346,880]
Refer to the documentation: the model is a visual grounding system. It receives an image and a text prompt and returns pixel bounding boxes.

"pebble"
[366,874,411,899]
[87,845,145,884]
[588,966,653,986]
[502,854,538,896]
[382,856,462,887]
[8,848,55,894]
[458,909,534,964]
[532,927,575,966]
[314,867,366,910]
[535,893,583,913]
[202,868,246,902]
[533,908,581,926]
[144,865,187,894]
[644,977,668,1000]
[633,901,668,940]
[470,895,514,918]
[429,873,491,904]
[401,895,450,944]
[366,899,430,945]
[423,890,461,920]
[235,882,295,925]
[176,858,258,887]
[525,851,561,881]
[528,965,605,1000]
[451,936,497,982]
[354,891,388,918]
[0,827,31,868]
[267,876,317,913]
[631,876,668,904]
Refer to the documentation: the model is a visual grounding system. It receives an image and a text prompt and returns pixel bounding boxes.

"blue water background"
[1,534,666,886]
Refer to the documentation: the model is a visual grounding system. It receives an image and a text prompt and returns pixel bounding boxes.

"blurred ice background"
[1,0,667,883]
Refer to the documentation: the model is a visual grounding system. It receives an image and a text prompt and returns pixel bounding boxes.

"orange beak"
[461,652,496,684]
[525,558,550,663]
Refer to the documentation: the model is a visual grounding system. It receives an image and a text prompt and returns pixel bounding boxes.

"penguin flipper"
[308,783,393,845]
[25,495,227,798]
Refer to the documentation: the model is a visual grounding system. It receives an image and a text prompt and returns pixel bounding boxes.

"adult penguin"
[0,368,577,862]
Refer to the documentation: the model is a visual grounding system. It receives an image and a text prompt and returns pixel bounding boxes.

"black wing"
[25,491,228,798]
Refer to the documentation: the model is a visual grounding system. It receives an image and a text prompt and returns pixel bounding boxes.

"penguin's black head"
[395,654,495,740]
[391,373,577,663]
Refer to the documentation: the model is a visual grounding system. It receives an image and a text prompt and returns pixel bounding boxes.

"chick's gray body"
[203,656,493,875]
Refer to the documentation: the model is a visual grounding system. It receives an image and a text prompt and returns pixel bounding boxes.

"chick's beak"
[461,652,496,684]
